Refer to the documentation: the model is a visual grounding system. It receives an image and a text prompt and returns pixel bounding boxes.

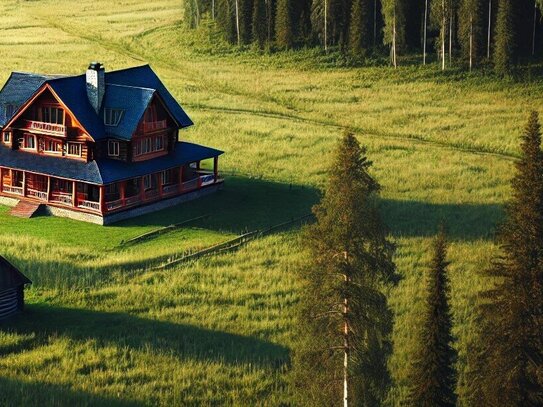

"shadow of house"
[0,376,144,407]
[4,305,290,369]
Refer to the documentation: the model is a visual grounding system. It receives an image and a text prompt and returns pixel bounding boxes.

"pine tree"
[292,132,397,406]
[477,112,543,406]
[349,0,372,59]
[252,0,267,47]
[406,227,456,407]
[275,0,295,48]
[494,0,516,73]
[382,0,406,67]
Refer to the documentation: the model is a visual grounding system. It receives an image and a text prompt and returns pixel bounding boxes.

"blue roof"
[106,65,193,128]
[0,142,222,185]
[101,84,155,141]
[0,72,61,127]
[0,64,194,140]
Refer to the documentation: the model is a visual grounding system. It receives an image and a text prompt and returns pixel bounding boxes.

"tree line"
[291,113,543,405]
[185,0,543,73]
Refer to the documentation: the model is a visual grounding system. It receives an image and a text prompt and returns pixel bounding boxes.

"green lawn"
[0,0,542,405]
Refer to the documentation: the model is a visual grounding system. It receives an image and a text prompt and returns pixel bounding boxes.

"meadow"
[0,0,542,405]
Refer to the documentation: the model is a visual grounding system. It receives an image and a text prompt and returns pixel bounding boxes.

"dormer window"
[3,131,10,143]
[104,108,124,126]
[108,140,120,157]
[4,104,15,118]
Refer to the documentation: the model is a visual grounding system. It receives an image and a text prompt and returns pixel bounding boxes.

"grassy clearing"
[0,0,541,405]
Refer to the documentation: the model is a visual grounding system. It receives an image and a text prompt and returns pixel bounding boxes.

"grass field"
[0,0,542,405]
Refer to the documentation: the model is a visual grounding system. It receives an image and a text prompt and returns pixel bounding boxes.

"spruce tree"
[349,0,372,59]
[477,112,543,406]
[252,0,267,47]
[275,0,295,48]
[406,227,456,407]
[494,0,516,73]
[292,132,397,406]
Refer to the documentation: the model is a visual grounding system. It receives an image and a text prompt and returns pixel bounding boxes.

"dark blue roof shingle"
[0,142,222,185]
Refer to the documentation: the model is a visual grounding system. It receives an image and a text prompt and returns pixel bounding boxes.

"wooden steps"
[9,201,42,218]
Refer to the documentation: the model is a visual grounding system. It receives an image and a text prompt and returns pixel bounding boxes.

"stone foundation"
[0,183,223,225]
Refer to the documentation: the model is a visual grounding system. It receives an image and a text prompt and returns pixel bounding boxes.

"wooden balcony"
[78,200,100,212]
[142,120,167,133]
[23,120,67,137]
[27,188,48,200]
[50,192,72,205]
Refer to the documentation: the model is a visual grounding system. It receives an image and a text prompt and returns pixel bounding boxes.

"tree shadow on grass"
[0,376,143,407]
[3,304,290,369]
[380,198,504,240]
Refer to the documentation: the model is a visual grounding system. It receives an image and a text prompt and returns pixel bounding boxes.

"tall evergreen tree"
[252,0,268,47]
[275,0,295,47]
[477,112,543,406]
[382,0,406,67]
[349,0,372,58]
[291,132,397,406]
[494,0,516,73]
[406,227,456,407]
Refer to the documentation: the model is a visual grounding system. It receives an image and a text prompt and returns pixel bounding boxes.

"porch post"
[214,156,218,183]
[72,181,77,207]
[140,177,145,202]
[158,172,163,197]
[46,177,51,202]
[120,181,126,206]
[99,186,105,214]
[179,166,184,193]
[0,167,3,193]
[22,171,26,197]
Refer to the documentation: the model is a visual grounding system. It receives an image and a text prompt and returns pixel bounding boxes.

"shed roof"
[0,142,222,185]
[0,256,31,291]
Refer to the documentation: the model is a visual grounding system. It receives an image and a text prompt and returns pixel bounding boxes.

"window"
[104,108,124,126]
[44,139,61,153]
[143,174,152,190]
[3,132,11,143]
[135,135,166,157]
[41,106,64,125]
[4,104,15,118]
[23,134,36,149]
[108,140,120,157]
[67,142,82,156]
[161,170,173,185]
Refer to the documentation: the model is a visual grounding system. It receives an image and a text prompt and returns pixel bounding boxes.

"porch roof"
[0,256,31,291]
[0,142,223,185]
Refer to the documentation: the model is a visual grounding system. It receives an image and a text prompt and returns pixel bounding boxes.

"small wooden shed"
[0,256,31,320]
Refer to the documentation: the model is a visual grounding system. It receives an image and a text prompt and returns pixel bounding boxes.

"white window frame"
[143,174,152,190]
[3,132,11,143]
[66,142,82,157]
[23,134,36,150]
[44,139,62,154]
[108,140,120,157]
[104,108,124,126]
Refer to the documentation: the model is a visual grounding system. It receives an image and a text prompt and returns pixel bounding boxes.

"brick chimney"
[86,62,105,114]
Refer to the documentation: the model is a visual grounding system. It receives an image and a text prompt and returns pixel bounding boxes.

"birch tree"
[431,0,450,69]
[292,132,397,406]
[382,0,405,67]
[459,0,484,70]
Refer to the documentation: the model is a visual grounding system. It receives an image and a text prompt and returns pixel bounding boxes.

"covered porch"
[0,157,221,215]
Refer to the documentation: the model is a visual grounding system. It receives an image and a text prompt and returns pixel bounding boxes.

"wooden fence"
[155,214,314,270]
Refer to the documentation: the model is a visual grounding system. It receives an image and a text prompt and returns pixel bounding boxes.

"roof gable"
[0,256,31,290]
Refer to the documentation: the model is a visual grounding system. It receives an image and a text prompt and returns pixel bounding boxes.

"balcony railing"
[24,120,66,137]
[142,120,167,133]
[125,195,141,207]
[200,174,215,187]
[2,185,23,195]
[162,184,179,195]
[78,200,100,211]
[106,199,123,211]
[27,188,48,200]
[182,179,198,192]
[50,193,72,205]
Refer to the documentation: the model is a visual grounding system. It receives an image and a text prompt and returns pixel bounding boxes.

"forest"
[185,0,543,72]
